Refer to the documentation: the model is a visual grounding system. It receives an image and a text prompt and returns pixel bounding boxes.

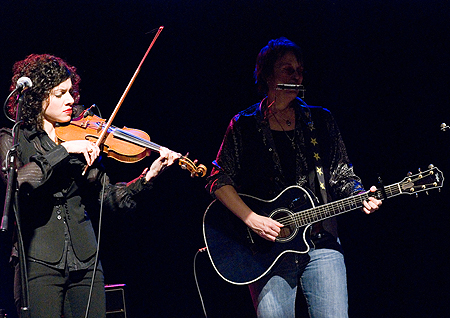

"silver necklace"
[272,113,296,149]
[273,108,293,126]
[264,98,296,149]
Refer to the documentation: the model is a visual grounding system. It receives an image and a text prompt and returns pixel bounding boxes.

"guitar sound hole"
[271,209,297,242]
[279,226,294,239]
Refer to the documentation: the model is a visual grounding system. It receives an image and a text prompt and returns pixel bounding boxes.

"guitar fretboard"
[292,183,401,227]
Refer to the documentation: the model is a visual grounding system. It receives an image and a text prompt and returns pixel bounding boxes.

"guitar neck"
[295,183,401,226]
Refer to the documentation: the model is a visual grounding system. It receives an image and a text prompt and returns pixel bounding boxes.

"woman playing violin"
[0,54,180,317]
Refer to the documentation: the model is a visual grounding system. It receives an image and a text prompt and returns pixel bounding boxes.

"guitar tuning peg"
[415,193,419,198]
[418,168,422,173]
[407,171,412,177]
[426,191,429,195]
[428,164,434,169]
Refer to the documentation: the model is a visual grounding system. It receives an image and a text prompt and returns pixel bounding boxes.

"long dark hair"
[7,54,81,130]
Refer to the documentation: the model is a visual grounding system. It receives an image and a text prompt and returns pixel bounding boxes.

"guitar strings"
[272,193,367,227]
[271,192,368,225]
[280,184,399,226]
[272,170,435,228]
[273,184,401,227]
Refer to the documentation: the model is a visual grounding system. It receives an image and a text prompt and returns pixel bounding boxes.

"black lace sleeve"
[206,116,241,197]
[85,167,153,213]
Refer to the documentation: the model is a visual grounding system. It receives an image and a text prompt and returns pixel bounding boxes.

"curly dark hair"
[7,54,81,130]
[254,37,303,95]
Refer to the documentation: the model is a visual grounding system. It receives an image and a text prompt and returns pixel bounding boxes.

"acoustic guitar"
[203,166,444,285]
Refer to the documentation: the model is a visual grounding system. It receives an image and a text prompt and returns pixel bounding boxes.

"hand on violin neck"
[143,147,181,182]
[61,140,100,167]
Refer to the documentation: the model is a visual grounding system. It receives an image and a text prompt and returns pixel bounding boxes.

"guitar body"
[203,186,318,285]
[203,166,444,285]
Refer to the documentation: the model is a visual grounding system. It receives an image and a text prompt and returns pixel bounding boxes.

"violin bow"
[82,26,164,175]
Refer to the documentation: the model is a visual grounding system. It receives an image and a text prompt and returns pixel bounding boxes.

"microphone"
[83,104,96,118]
[16,77,33,90]
[440,123,449,131]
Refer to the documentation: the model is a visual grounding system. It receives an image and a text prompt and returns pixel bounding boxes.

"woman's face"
[42,78,74,125]
[267,51,303,95]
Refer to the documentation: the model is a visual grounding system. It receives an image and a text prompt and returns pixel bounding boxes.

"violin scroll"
[179,153,207,178]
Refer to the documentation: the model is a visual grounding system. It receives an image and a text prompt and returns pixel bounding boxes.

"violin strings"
[112,128,161,152]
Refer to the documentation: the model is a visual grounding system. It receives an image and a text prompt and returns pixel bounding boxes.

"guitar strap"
[300,106,331,237]
[301,108,328,205]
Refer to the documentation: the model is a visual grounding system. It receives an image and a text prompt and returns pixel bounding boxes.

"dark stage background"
[1,1,449,317]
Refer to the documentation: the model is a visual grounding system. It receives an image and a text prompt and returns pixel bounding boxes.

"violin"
[55,109,207,178]
[55,26,206,177]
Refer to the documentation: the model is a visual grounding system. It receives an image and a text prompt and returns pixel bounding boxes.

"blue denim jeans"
[249,248,348,318]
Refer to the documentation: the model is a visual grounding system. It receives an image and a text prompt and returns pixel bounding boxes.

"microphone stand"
[1,92,31,318]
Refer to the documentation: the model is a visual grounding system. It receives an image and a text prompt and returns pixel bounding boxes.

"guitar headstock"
[400,165,444,194]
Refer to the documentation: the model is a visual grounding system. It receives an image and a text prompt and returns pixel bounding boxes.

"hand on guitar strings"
[245,212,284,242]
[361,185,382,214]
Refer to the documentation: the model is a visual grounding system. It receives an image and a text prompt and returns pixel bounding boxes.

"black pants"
[16,260,106,318]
